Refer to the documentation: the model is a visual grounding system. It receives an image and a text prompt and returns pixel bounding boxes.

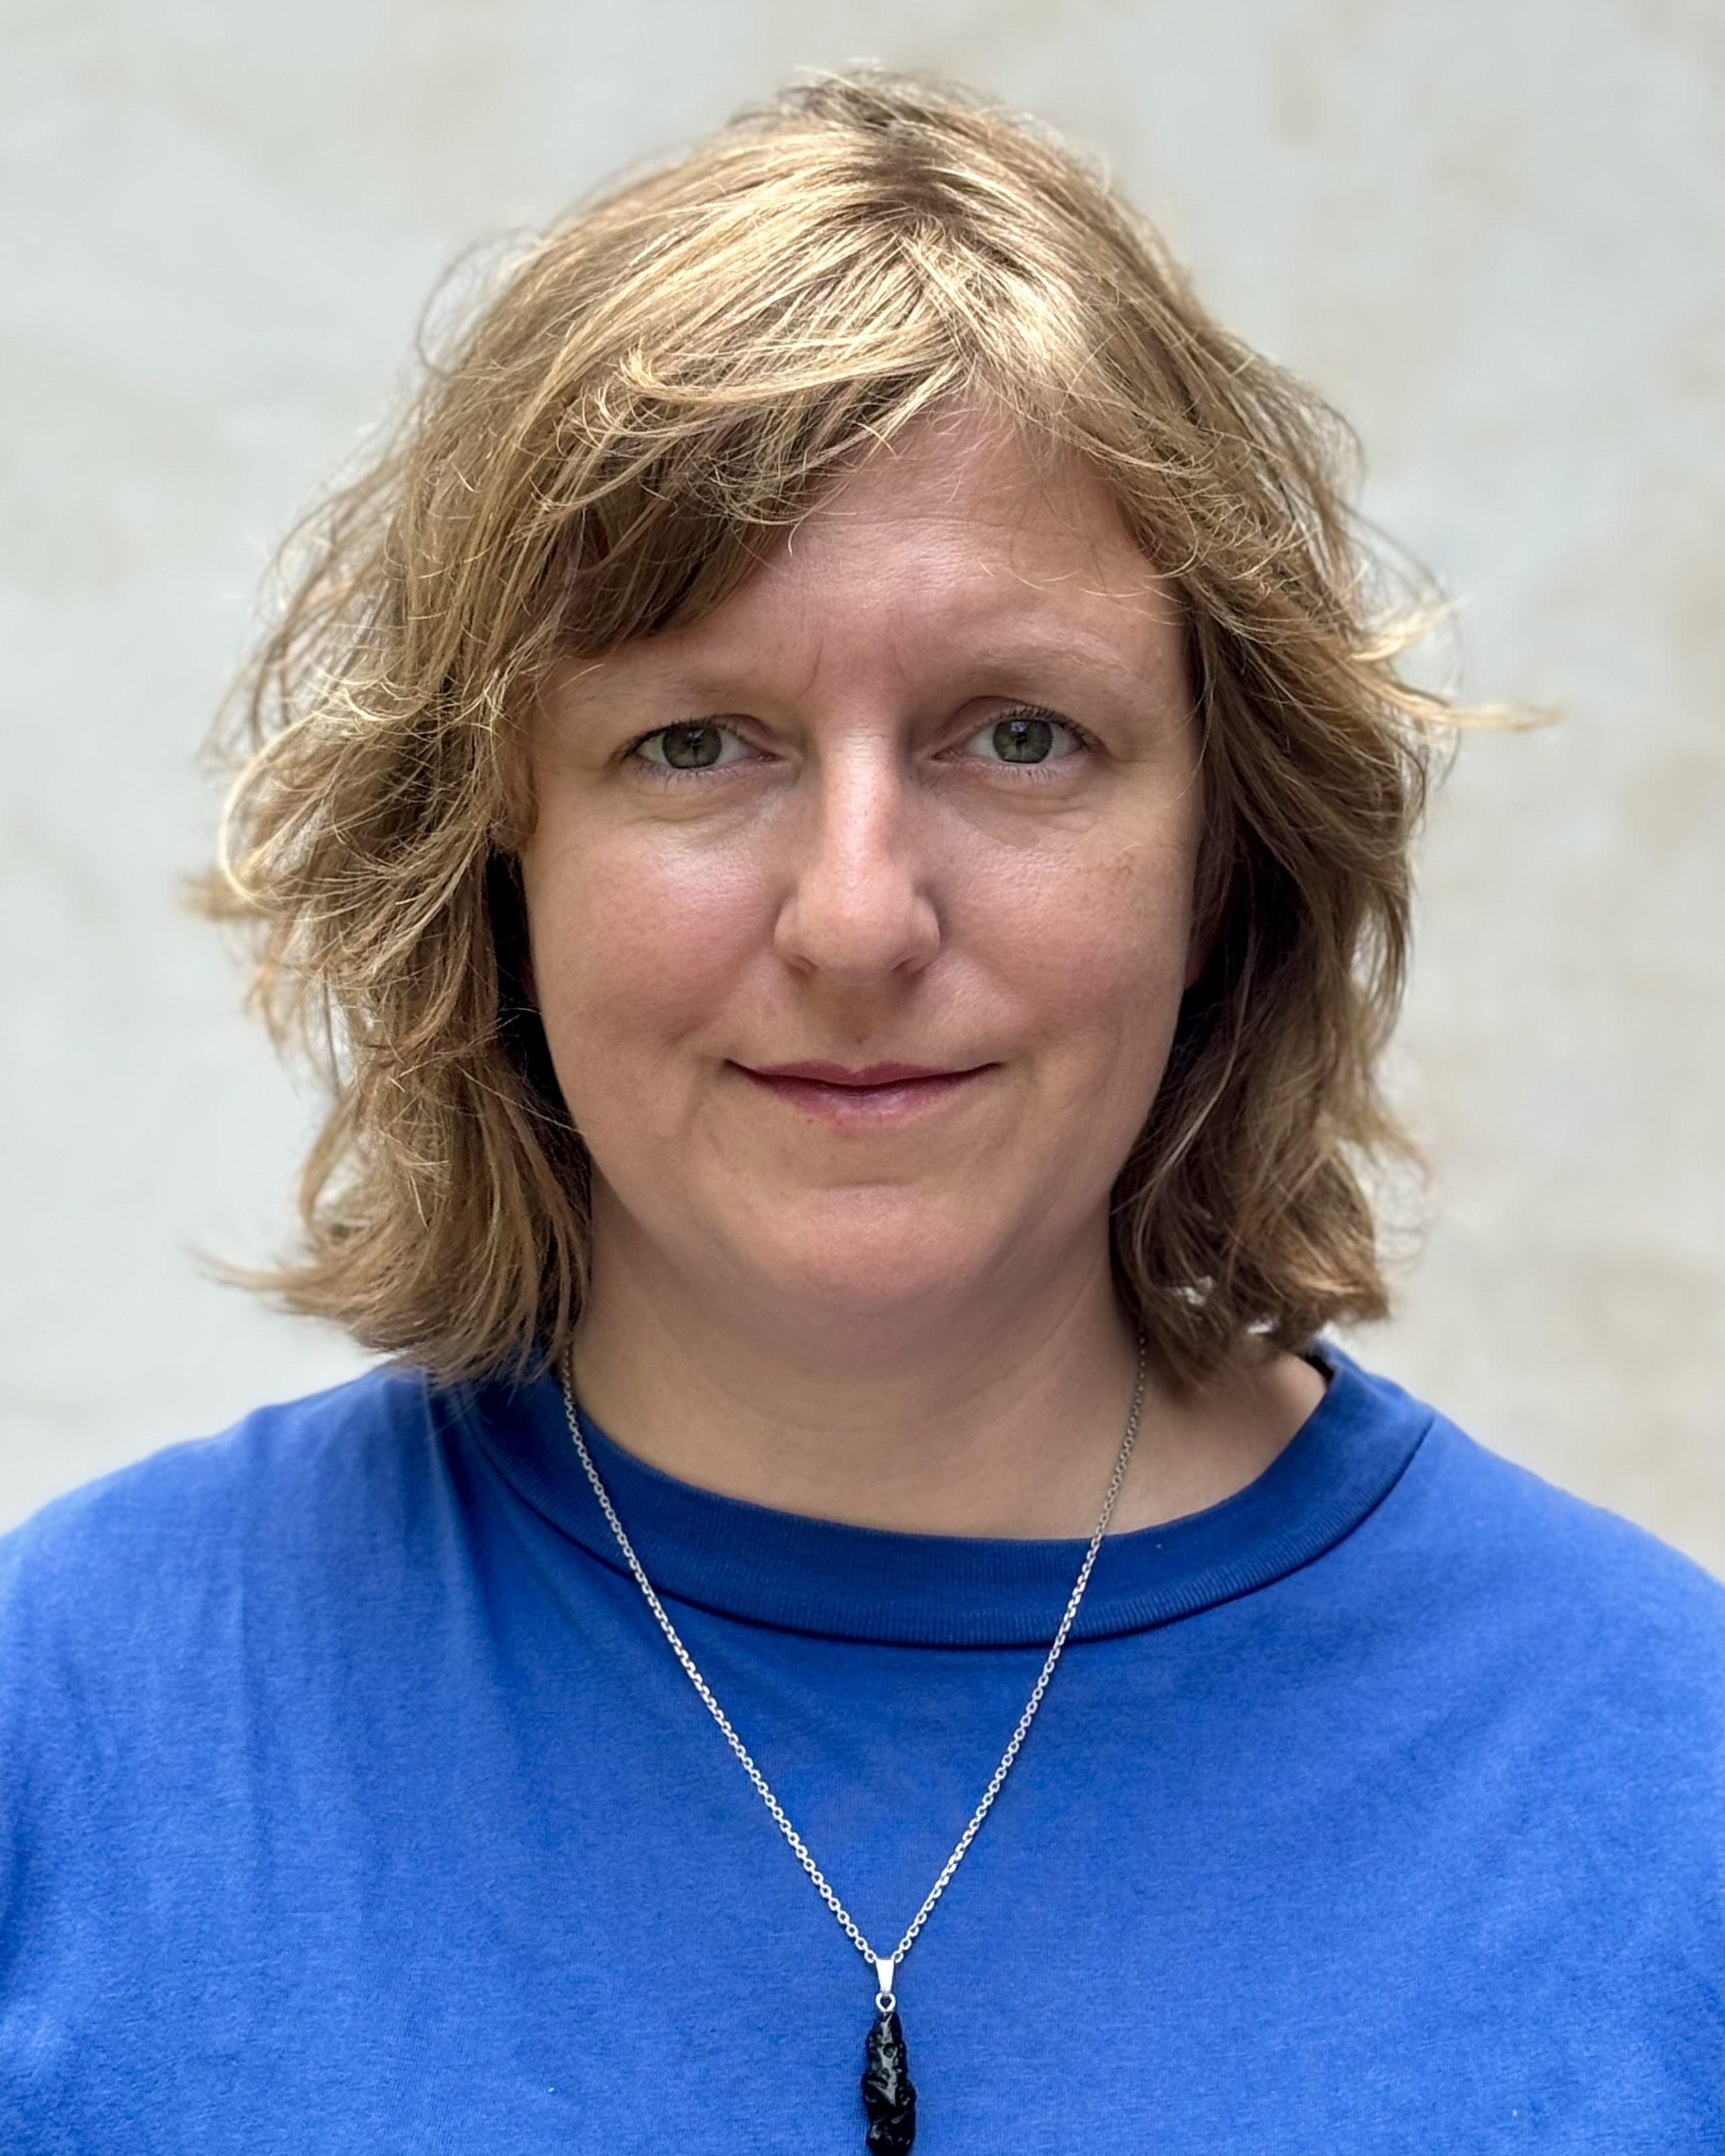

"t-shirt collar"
[451,1335,1432,1648]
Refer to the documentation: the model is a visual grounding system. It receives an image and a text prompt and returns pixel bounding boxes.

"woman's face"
[522,408,1207,1343]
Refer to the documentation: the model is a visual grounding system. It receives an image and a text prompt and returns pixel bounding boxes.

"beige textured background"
[3,0,1721,1566]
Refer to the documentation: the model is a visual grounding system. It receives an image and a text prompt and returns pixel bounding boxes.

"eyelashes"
[624,705,1097,786]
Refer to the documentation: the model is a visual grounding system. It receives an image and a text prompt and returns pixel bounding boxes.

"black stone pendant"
[861,2003,917,2153]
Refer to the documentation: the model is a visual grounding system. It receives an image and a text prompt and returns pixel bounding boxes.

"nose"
[770,739,942,985]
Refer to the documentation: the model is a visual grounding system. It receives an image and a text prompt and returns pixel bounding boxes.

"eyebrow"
[584,621,1184,713]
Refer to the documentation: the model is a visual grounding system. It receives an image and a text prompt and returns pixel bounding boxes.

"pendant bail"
[873,1953,896,2008]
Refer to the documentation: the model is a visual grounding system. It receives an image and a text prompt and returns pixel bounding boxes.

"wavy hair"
[196,67,1509,1395]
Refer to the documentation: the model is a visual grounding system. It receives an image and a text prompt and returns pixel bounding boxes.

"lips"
[743,1059,983,1087]
[733,1059,993,1126]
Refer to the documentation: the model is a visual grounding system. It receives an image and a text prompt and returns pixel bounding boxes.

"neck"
[565,1221,1325,1541]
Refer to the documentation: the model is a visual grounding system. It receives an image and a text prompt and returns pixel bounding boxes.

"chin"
[737,1194,1003,1311]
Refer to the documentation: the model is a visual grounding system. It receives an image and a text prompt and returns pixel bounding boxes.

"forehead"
[586,408,1186,704]
[761,408,1170,614]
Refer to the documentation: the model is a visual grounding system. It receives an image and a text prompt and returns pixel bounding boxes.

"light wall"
[4,0,1721,1568]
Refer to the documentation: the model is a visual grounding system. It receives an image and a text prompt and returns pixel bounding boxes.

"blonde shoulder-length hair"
[199,67,1502,1396]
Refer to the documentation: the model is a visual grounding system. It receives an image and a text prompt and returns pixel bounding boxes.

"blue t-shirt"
[1,1335,1722,2151]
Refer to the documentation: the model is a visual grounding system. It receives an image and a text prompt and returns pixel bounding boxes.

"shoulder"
[0,1363,443,1685]
[1307,1347,1725,1944]
[1337,1347,1725,1727]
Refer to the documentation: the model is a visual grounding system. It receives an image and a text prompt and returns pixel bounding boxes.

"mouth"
[730,1060,996,1128]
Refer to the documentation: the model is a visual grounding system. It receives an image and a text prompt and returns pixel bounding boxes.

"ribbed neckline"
[449,1335,1433,1648]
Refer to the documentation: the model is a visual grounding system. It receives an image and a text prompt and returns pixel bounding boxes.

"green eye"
[631,721,759,778]
[645,723,727,769]
[991,713,1056,763]
[962,707,1088,771]
[627,707,1094,786]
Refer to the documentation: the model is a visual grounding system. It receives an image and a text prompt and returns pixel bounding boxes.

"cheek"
[970,827,1197,1051]
[522,829,764,1115]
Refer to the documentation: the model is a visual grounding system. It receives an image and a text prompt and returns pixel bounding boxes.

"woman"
[3,70,1720,2155]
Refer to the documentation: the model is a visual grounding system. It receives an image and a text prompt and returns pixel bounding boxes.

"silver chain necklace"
[557,1327,1149,2156]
